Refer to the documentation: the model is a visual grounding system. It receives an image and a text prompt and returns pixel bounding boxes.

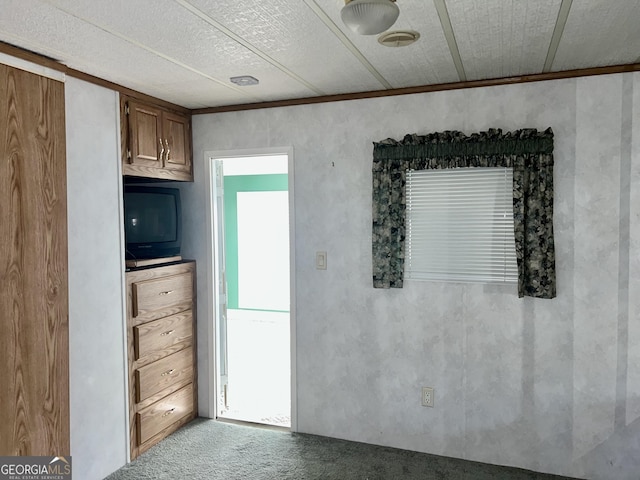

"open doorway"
[210,153,292,428]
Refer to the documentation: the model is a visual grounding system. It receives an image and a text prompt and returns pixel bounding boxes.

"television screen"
[125,192,177,243]
[124,186,181,260]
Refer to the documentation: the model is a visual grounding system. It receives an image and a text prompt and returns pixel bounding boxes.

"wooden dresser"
[125,261,197,460]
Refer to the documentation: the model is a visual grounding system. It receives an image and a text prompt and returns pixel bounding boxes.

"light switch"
[316,251,327,270]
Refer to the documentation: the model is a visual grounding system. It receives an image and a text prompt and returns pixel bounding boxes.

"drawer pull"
[159,290,174,296]
[162,408,176,417]
[160,329,175,336]
[161,369,175,377]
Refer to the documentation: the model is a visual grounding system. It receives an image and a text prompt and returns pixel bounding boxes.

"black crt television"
[123,186,182,260]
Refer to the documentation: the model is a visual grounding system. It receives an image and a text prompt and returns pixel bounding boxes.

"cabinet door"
[129,101,163,168]
[162,111,191,174]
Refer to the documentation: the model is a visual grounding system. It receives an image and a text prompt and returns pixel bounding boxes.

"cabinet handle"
[159,290,174,296]
[159,138,165,161]
[160,329,175,336]
[164,139,170,161]
[161,369,175,377]
[162,408,176,417]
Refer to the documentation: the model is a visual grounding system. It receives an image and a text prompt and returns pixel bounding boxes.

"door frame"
[203,147,297,431]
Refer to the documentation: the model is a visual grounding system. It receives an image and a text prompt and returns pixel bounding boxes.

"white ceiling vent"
[378,30,420,47]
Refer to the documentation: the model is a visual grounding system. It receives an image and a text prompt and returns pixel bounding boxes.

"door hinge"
[127,149,131,159]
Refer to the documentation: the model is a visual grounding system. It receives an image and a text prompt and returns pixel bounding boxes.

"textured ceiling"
[1,0,639,109]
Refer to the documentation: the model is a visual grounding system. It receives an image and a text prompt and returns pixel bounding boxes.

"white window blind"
[405,167,518,284]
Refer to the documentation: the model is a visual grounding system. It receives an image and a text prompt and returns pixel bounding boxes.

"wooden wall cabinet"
[121,96,192,181]
[126,261,197,460]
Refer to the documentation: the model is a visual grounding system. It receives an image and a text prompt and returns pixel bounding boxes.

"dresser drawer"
[134,310,193,360]
[137,385,193,444]
[132,272,192,318]
[136,347,193,402]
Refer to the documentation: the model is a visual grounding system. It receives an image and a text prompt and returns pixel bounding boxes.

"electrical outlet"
[422,387,434,407]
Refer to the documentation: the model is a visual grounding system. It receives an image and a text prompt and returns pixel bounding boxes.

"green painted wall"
[223,174,288,311]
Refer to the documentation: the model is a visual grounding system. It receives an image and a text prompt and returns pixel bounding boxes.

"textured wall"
[66,77,128,480]
[186,72,639,480]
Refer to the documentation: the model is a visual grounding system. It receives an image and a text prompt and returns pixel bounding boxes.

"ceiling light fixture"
[341,0,400,36]
[230,75,259,86]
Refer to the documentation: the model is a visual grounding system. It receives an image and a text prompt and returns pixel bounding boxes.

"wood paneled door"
[128,100,163,169]
[162,110,191,175]
[0,64,69,456]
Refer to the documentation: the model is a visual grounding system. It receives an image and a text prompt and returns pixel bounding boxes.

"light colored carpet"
[105,418,577,480]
